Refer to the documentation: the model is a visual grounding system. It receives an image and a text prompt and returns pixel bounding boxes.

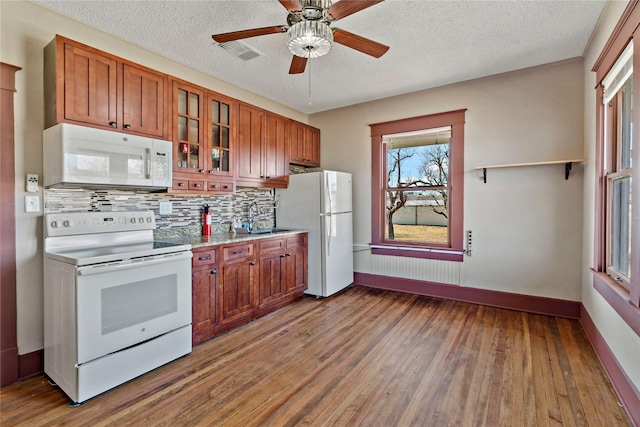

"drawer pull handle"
[199,255,211,261]
[178,182,185,187]
[232,250,244,255]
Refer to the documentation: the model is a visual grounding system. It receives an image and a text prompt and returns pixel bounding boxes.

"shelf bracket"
[565,162,573,180]
[482,168,487,184]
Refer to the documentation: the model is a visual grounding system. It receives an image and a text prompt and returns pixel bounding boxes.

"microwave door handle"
[145,148,151,179]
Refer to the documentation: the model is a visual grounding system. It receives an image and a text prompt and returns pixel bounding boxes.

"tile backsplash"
[44,187,277,233]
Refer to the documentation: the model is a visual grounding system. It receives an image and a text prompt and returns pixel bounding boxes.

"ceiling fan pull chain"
[308,58,312,105]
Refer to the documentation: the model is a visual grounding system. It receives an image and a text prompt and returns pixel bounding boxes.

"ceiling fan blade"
[212,26,287,43]
[327,0,384,20]
[289,56,308,74]
[278,0,302,11]
[332,28,389,58]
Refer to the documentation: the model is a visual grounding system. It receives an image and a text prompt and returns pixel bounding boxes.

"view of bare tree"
[385,144,449,240]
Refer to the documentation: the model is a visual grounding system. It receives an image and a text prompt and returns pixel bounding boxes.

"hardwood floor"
[0,285,631,426]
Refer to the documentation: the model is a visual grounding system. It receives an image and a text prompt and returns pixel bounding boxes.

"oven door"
[75,251,192,364]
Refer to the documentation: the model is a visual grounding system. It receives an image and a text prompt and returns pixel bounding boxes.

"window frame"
[370,109,466,262]
[592,1,640,336]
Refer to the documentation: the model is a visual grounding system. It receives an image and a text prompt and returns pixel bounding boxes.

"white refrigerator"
[276,170,354,297]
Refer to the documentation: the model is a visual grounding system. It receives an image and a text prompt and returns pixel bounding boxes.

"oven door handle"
[76,252,192,276]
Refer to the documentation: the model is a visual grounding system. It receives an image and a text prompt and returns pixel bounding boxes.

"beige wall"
[311,59,585,300]
[0,0,306,355]
[581,1,640,392]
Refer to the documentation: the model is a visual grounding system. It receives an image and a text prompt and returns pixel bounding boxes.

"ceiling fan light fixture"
[287,20,333,59]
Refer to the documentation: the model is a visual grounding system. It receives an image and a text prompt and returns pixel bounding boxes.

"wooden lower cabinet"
[191,232,308,345]
[219,259,257,325]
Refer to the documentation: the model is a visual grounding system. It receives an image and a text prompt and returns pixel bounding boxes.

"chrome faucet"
[248,202,260,232]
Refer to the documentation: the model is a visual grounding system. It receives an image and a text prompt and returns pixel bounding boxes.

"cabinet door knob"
[286,253,291,257]
[199,169,205,174]
[250,261,256,266]
[280,254,286,258]
[124,124,131,129]
[211,269,217,275]
[178,182,185,187]
[109,121,117,127]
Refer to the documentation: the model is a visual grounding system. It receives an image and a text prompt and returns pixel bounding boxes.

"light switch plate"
[25,195,40,213]
[159,201,172,215]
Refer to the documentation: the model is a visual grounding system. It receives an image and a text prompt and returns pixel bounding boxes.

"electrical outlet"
[25,195,40,213]
[159,201,172,215]
[26,174,38,193]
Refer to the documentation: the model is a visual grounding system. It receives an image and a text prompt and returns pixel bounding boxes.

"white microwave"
[43,123,172,191]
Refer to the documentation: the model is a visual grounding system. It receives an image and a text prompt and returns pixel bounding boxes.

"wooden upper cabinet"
[44,35,168,138]
[289,120,320,168]
[62,43,118,129]
[290,120,306,165]
[305,126,321,167]
[264,112,289,184]
[237,103,265,181]
[237,103,289,188]
[122,64,165,137]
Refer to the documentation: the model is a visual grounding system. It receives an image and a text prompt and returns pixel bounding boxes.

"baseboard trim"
[354,273,581,318]
[580,306,640,426]
[19,350,43,381]
[0,346,19,387]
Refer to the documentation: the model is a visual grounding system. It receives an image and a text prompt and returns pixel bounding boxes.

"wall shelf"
[474,159,584,183]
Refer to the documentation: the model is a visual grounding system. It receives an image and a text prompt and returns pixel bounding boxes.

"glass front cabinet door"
[207,92,236,178]
[173,80,205,174]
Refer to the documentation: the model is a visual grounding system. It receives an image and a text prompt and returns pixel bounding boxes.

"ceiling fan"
[211,0,389,74]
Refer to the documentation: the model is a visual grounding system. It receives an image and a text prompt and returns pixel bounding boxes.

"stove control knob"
[63,220,71,227]
[50,221,58,228]
[146,217,152,223]
[138,218,144,223]
[130,218,136,224]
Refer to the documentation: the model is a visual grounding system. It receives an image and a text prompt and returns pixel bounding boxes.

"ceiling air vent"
[216,40,264,62]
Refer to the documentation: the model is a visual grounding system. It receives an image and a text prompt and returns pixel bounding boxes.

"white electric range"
[43,210,193,405]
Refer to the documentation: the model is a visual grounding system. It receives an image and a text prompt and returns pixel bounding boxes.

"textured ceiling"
[35,0,607,114]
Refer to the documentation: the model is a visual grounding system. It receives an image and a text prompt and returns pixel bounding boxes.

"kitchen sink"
[249,228,287,234]
[233,228,288,235]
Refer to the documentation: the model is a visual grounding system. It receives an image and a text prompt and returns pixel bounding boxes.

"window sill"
[371,244,464,262]
[592,269,640,337]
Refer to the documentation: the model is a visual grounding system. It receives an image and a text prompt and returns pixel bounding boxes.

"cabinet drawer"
[189,180,205,191]
[208,181,234,192]
[286,233,307,248]
[223,242,254,263]
[193,249,217,268]
[259,237,285,255]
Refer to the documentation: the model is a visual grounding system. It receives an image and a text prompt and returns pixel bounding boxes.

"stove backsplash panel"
[44,188,276,233]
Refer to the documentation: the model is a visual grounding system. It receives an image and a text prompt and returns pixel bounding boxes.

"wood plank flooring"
[0,285,631,426]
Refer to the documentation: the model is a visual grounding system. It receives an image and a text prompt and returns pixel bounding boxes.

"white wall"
[0,0,306,355]
[581,1,640,393]
[311,59,584,301]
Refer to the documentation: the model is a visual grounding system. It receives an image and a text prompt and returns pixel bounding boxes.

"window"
[370,110,466,261]
[592,1,640,335]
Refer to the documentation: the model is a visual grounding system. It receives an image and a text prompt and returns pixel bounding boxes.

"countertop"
[157,229,307,249]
